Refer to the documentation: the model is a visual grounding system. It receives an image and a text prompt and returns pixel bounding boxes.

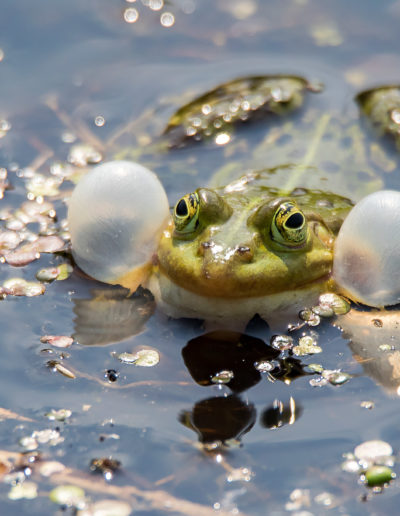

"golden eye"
[271,201,308,246]
[173,192,200,233]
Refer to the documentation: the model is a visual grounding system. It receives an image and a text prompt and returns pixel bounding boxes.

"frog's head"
[157,184,347,298]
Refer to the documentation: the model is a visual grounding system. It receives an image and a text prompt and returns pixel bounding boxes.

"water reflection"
[73,286,155,346]
[340,309,400,394]
[179,395,256,446]
[180,330,306,445]
[183,330,311,392]
[260,397,303,430]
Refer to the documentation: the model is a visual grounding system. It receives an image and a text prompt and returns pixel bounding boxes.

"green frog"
[149,169,352,327]
[68,77,400,329]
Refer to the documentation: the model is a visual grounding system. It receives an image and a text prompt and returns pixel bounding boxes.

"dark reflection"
[260,397,303,429]
[73,286,155,346]
[179,395,256,445]
[271,357,311,384]
[183,330,280,392]
[183,330,310,392]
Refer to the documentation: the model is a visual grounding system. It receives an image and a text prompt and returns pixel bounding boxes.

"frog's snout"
[198,240,254,264]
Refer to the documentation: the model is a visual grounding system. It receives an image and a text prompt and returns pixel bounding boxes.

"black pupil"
[285,212,304,229]
[176,199,188,217]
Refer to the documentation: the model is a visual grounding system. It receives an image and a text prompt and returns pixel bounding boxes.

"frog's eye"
[173,192,200,233]
[271,201,308,246]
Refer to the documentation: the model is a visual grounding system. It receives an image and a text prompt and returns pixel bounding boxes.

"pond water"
[2,1,400,515]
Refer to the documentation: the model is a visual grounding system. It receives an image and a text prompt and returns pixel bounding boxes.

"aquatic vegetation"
[163,75,318,147]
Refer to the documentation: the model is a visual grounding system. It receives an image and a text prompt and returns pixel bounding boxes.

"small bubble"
[160,11,175,27]
[201,104,212,115]
[149,0,163,10]
[94,115,105,127]
[124,7,139,23]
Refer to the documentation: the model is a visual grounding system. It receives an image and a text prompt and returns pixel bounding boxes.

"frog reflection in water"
[149,171,352,328]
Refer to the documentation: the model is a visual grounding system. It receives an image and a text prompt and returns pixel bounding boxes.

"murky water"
[2,1,400,514]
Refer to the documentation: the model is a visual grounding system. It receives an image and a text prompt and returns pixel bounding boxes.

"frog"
[68,77,400,330]
[148,169,353,328]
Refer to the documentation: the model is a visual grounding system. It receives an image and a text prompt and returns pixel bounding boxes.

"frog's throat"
[148,270,335,326]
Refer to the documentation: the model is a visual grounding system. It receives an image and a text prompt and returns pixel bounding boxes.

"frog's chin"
[147,271,332,331]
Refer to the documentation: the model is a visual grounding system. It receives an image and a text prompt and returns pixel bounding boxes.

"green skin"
[157,171,353,299]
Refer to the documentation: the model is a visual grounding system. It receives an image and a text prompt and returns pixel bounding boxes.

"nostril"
[198,240,214,256]
[236,245,253,262]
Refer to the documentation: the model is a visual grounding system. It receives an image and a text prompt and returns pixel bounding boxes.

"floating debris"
[4,244,40,266]
[90,457,121,480]
[47,360,76,379]
[77,499,132,516]
[19,436,38,451]
[293,335,322,356]
[285,488,311,512]
[3,278,45,297]
[36,267,60,282]
[128,349,160,367]
[8,481,38,500]
[299,309,320,326]
[163,75,316,147]
[322,369,351,386]
[354,440,393,464]
[117,352,137,364]
[26,174,62,198]
[37,263,73,282]
[270,334,294,351]
[364,465,395,487]
[49,485,86,507]
[318,293,350,315]
[44,408,72,421]
[0,230,21,252]
[39,461,66,477]
[309,377,328,388]
[306,363,324,374]
[41,335,73,348]
[32,428,64,446]
[341,456,361,473]
[312,303,335,318]
[254,361,274,373]
[314,491,336,507]
[360,401,375,410]
[357,86,400,148]
[211,370,234,384]
[226,467,254,483]
[35,235,65,253]
[68,144,102,167]
[379,344,392,352]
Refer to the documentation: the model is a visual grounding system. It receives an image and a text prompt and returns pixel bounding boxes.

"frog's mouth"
[157,244,334,299]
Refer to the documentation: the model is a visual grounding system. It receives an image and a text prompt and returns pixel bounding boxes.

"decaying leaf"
[357,86,400,148]
[163,75,317,147]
